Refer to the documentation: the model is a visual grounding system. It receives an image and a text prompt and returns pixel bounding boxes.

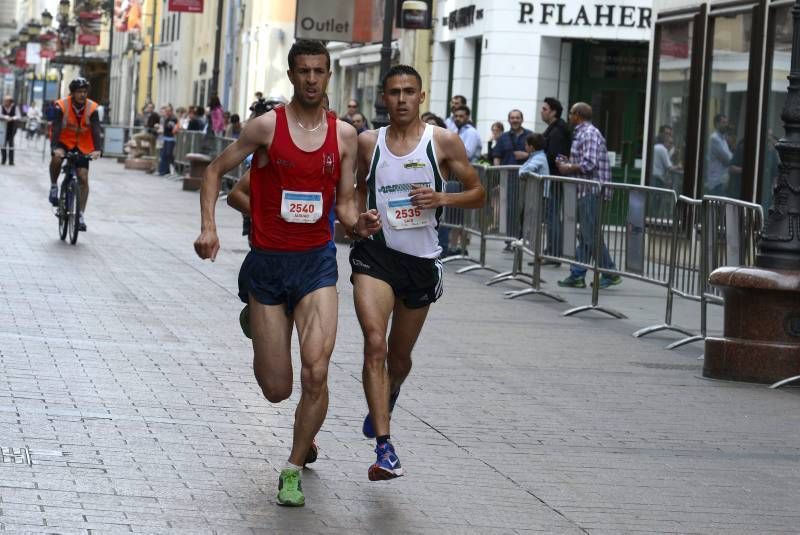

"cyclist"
[48,77,102,232]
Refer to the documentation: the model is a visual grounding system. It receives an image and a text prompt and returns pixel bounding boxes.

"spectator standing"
[493,109,532,250]
[248,91,264,119]
[423,114,446,128]
[440,105,481,256]
[186,107,204,131]
[1,95,20,165]
[444,95,466,133]
[175,106,188,130]
[225,114,242,138]
[555,102,622,290]
[453,105,482,162]
[350,112,368,134]
[208,96,225,135]
[520,132,550,176]
[706,113,732,195]
[344,98,370,129]
[158,105,178,176]
[485,121,504,162]
[493,109,531,165]
[651,125,679,189]
[25,102,42,141]
[541,97,571,260]
[132,102,159,157]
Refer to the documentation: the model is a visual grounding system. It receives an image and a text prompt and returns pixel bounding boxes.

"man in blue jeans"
[555,102,622,289]
[158,105,177,175]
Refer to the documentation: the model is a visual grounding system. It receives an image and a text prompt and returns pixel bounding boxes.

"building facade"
[431,0,653,181]
[646,0,790,210]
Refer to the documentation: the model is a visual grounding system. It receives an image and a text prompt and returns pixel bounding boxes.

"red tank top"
[250,106,340,251]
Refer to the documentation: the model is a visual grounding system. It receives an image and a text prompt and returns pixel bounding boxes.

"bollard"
[183,153,212,191]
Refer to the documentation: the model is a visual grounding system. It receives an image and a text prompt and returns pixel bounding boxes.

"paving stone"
[0,148,798,533]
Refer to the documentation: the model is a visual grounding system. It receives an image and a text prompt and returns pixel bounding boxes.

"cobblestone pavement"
[1,148,798,534]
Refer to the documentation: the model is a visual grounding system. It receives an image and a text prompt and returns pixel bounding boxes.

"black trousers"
[1,124,15,165]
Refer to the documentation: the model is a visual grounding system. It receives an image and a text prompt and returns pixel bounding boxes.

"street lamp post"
[373,0,395,128]
[756,2,800,271]
[703,0,800,384]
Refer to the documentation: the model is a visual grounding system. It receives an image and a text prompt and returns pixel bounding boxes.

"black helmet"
[69,77,90,92]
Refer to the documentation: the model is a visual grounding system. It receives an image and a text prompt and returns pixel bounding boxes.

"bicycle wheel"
[58,181,68,241]
[67,179,80,245]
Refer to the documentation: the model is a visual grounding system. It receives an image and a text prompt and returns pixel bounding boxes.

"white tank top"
[365,124,444,258]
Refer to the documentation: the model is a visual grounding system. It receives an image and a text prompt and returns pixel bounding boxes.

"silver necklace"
[291,104,325,132]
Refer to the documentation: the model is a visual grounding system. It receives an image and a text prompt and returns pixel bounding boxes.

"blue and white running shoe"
[362,389,400,438]
[368,441,404,481]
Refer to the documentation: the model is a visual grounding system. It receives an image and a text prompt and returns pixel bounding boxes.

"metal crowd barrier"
[634,196,703,343]
[172,130,245,187]
[486,165,537,288]
[455,165,522,277]
[502,172,564,303]
[454,164,508,275]
[101,124,151,158]
[499,173,603,303]
[563,181,678,318]
[665,195,763,349]
[452,168,764,352]
[173,130,204,172]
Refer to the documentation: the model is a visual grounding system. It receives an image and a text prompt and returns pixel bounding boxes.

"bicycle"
[56,150,84,244]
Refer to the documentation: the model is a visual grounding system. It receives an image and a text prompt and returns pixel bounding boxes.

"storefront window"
[649,20,694,194]
[760,4,791,213]
[702,11,753,197]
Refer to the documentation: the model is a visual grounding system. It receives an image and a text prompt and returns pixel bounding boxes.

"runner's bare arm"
[354,130,378,211]
[195,113,274,260]
[336,125,381,238]
[227,170,250,216]
[410,129,485,210]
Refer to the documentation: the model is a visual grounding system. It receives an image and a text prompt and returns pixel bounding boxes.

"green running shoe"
[276,468,304,507]
[239,305,252,339]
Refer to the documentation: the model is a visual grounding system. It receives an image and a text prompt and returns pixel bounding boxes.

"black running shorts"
[349,239,443,309]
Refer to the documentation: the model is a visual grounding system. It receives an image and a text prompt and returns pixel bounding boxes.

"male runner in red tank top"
[194,40,380,507]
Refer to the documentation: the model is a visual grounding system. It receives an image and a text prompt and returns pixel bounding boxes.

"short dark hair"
[526,132,545,151]
[713,113,727,127]
[452,95,467,106]
[454,105,471,116]
[508,108,524,121]
[543,97,563,118]
[424,114,447,128]
[382,64,422,91]
[658,124,673,135]
[288,40,330,71]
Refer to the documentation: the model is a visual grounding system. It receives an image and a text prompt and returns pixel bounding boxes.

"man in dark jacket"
[540,97,571,261]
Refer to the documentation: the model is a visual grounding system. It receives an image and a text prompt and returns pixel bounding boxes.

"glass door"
[570,40,649,184]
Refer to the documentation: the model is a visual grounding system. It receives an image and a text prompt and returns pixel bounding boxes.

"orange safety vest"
[54,96,98,153]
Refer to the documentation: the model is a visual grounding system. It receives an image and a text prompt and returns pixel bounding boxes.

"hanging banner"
[168,0,203,13]
[77,12,102,45]
[39,32,57,59]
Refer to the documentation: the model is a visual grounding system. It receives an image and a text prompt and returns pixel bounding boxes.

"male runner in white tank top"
[351,65,485,481]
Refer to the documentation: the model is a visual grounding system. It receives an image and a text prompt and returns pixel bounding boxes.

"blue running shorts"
[238,245,338,315]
